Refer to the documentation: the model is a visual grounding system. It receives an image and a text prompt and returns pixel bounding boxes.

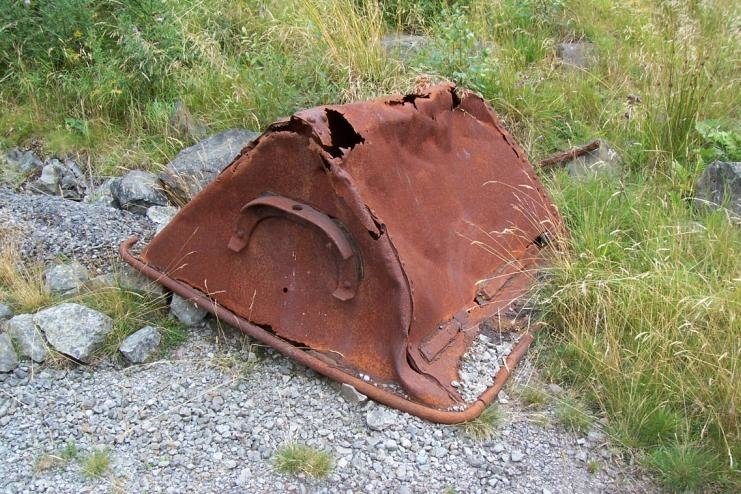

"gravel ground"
[0,187,659,493]
[0,324,658,493]
[0,188,154,273]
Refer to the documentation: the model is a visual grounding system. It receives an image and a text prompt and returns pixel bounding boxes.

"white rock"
[339,383,367,405]
[34,303,113,363]
[5,314,47,362]
[119,325,161,363]
[170,294,208,326]
[365,406,397,431]
[44,261,90,295]
[0,333,18,372]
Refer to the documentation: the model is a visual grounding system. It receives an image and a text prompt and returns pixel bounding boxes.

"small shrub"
[650,443,718,493]
[459,405,503,441]
[555,398,593,434]
[82,448,111,478]
[273,442,333,479]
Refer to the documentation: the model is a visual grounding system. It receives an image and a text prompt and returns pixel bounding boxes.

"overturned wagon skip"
[121,83,562,423]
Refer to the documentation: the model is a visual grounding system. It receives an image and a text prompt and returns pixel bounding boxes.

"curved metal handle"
[228,194,362,301]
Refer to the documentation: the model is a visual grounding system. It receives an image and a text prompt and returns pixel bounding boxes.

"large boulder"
[111,170,169,215]
[695,161,741,218]
[159,129,259,203]
[5,314,47,363]
[119,325,161,363]
[0,333,18,372]
[44,261,90,295]
[33,303,113,363]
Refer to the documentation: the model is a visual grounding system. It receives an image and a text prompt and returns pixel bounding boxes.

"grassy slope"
[1,0,739,490]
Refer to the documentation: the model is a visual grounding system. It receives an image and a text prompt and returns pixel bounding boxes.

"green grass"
[60,440,79,461]
[273,442,333,479]
[650,443,720,493]
[78,283,187,359]
[1,0,738,491]
[554,397,593,434]
[459,405,504,441]
[519,385,550,410]
[81,448,111,478]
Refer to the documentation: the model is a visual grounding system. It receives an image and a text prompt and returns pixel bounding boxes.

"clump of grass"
[34,440,81,473]
[459,405,503,441]
[81,448,111,478]
[60,440,79,461]
[587,460,601,474]
[78,283,185,357]
[554,397,593,434]
[519,385,550,409]
[650,444,719,493]
[273,442,333,479]
[0,236,53,313]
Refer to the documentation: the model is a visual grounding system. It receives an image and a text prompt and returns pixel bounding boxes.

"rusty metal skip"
[120,82,562,423]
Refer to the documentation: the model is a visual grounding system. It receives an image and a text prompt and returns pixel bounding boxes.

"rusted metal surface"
[121,83,562,422]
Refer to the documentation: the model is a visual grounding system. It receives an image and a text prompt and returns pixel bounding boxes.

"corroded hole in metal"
[324,109,364,158]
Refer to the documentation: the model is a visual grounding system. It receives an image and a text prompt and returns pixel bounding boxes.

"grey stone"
[146,205,178,226]
[35,160,66,193]
[111,170,169,215]
[4,148,43,175]
[557,41,597,69]
[120,325,161,363]
[339,383,367,405]
[159,129,259,203]
[365,406,396,431]
[694,161,741,218]
[565,140,622,179]
[5,314,47,363]
[29,158,88,200]
[86,178,117,208]
[33,303,113,363]
[381,34,431,59]
[547,383,564,395]
[0,333,18,372]
[511,450,525,462]
[170,294,207,326]
[0,304,13,321]
[44,261,90,295]
[170,101,208,142]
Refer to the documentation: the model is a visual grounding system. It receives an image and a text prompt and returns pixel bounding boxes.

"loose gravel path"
[0,188,658,493]
[1,324,658,493]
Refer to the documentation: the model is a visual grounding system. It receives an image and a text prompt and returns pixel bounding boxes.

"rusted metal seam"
[120,236,537,425]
